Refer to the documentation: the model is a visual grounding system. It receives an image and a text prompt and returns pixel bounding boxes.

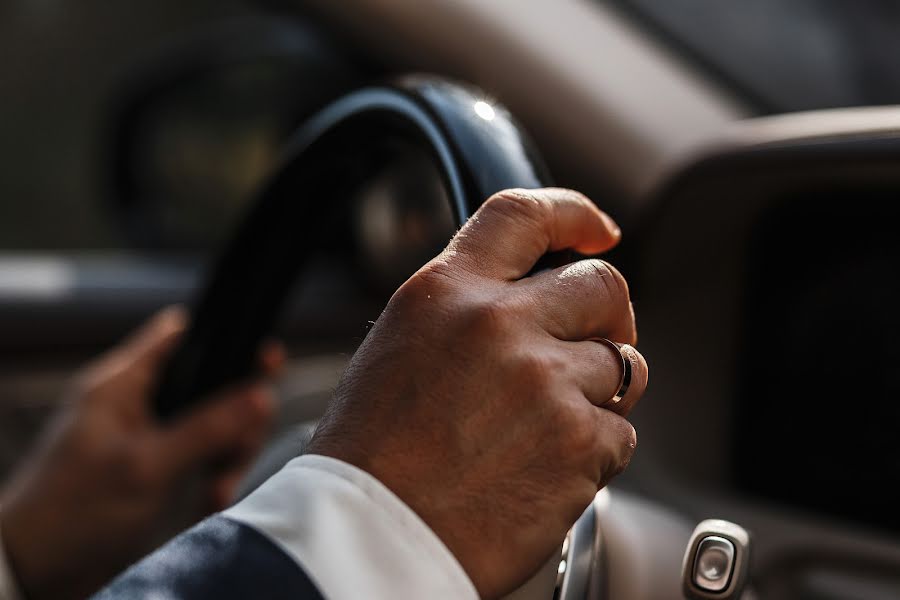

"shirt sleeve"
[0,522,24,600]
[223,454,478,600]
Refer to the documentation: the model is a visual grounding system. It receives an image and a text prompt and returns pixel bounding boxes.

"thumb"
[119,306,188,373]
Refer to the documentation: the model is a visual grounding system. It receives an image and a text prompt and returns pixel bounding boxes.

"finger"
[563,339,648,417]
[209,469,246,511]
[445,188,621,280]
[519,258,636,343]
[118,306,188,372]
[155,384,274,477]
[207,436,268,511]
[75,306,188,399]
[258,340,286,378]
[593,409,637,490]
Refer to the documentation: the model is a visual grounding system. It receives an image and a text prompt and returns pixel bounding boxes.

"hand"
[309,188,649,598]
[0,308,282,600]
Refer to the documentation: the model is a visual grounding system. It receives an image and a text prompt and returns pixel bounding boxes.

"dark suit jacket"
[93,516,324,599]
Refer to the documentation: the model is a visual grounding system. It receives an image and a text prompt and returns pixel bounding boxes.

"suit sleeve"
[93,515,324,600]
[93,454,477,600]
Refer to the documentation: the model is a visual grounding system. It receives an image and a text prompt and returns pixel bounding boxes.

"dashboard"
[628,118,900,598]
[5,1,900,598]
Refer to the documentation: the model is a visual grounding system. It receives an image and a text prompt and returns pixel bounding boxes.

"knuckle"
[513,349,565,393]
[564,188,594,208]
[577,259,636,342]
[483,189,548,225]
[419,252,473,283]
[584,259,629,303]
[564,410,600,460]
[575,259,615,301]
[403,263,453,294]
[463,295,516,335]
[390,263,460,311]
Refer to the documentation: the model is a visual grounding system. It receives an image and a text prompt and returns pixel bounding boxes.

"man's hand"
[309,188,649,598]
[0,308,281,600]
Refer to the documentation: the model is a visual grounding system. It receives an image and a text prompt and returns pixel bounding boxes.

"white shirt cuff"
[224,454,478,600]
[0,522,24,600]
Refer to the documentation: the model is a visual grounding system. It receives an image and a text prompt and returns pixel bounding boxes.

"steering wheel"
[147,76,749,600]
[146,76,574,598]
[150,76,549,419]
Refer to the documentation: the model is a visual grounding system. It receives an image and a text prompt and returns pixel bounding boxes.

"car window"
[609,0,900,114]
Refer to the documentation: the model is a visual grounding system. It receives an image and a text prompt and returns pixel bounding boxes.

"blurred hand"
[0,308,281,600]
[309,188,649,598]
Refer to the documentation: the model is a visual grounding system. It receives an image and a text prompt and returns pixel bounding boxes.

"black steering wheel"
[146,75,639,600]
[151,76,551,420]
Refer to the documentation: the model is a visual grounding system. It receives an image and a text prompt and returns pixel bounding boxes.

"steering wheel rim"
[152,76,550,419]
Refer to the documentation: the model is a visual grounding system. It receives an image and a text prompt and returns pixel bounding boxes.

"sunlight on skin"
[430,248,459,270]
[556,260,609,285]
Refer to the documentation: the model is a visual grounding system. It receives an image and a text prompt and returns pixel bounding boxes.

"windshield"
[610,0,900,114]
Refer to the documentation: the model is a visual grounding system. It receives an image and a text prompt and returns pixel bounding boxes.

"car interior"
[3,1,900,599]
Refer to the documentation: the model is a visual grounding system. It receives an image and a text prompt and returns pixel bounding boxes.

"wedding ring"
[592,338,632,405]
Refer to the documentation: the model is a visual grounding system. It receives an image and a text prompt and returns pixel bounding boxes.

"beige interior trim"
[305,0,748,205]
[720,105,900,148]
[651,105,900,193]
